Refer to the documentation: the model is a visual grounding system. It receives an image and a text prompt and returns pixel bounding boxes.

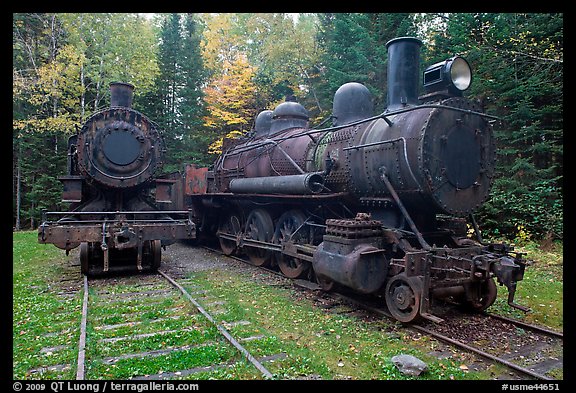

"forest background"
[12,13,563,244]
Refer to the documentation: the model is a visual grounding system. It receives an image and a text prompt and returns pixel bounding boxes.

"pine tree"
[147,13,211,172]
[316,13,417,117]
[179,14,211,167]
[428,13,563,240]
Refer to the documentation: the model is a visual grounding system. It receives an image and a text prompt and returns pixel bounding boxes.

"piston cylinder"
[313,238,387,294]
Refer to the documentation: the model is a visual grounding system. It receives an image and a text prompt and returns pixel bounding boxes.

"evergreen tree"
[179,14,211,167]
[315,13,417,118]
[146,13,211,172]
[156,13,182,137]
[427,13,563,240]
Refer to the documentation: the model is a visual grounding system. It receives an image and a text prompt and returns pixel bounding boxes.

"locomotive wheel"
[80,242,89,275]
[80,242,103,276]
[273,210,310,278]
[150,240,162,270]
[385,274,423,323]
[218,213,242,256]
[462,278,498,312]
[244,209,274,267]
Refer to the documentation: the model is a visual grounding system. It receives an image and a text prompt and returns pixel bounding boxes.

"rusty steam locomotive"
[181,37,528,323]
[38,82,195,275]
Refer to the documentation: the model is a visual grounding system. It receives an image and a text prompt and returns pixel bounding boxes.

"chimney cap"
[385,36,422,48]
[109,81,135,89]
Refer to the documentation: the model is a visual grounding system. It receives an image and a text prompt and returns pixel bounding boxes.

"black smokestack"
[109,82,134,108]
[385,37,422,110]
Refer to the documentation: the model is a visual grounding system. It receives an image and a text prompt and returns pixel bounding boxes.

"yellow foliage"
[208,129,246,155]
[515,224,532,244]
[13,116,79,135]
[203,53,259,141]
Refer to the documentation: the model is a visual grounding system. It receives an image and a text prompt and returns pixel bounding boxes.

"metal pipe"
[229,172,325,195]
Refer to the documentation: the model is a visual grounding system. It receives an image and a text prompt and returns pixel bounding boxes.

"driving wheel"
[244,209,275,266]
[218,212,243,256]
[274,210,310,278]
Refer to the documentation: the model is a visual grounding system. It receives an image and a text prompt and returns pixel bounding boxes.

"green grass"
[13,231,81,379]
[13,230,563,380]
[181,268,488,380]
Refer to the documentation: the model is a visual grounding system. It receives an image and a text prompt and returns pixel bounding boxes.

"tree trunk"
[81,64,86,121]
[30,200,34,229]
[94,56,105,111]
[15,142,21,231]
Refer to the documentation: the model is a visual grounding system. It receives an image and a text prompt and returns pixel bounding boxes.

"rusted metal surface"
[229,172,324,195]
[38,82,195,275]
[156,179,178,203]
[313,240,387,294]
[184,164,208,195]
[155,171,185,210]
[109,82,134,108]
[38,210,194,251]
[216,127,317,192]
[58,175,83,203]
[313,215,387,294]
[386,37,422,110]
[76,107,165,189]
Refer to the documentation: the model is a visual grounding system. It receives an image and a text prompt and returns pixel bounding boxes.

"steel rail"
[157,270,274,380]
[325,291,558,381]
[76,275,89,380]
[483,312,563,339]
[411,325,556,381]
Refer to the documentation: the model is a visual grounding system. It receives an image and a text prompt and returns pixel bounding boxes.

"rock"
[391,354,428,376]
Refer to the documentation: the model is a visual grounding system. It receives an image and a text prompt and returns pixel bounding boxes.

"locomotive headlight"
[449,57,472,90]
[423,56,472,96]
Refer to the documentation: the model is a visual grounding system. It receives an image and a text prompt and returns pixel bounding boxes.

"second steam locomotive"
[38,82,195,275]
[181,37,528,323]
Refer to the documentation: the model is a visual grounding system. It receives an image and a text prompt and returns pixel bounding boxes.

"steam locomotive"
[38,82,195,275]
[182,37,528,323]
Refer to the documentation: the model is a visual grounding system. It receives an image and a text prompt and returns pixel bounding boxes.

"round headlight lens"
[449,57,472,91]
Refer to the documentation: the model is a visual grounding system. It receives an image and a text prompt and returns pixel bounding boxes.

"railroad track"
[27,266,284,380]
[414,313,563,380]
[334,292,563,380]
[202,245,563,381]
[23,245,562,381]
